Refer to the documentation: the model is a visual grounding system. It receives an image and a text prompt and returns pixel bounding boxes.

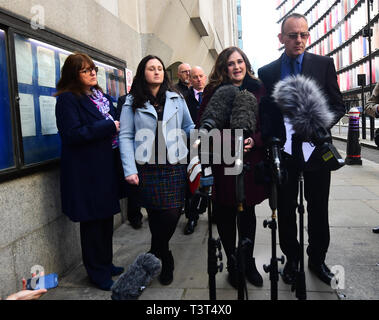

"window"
[0,29,14,170]
[0,18,126,179]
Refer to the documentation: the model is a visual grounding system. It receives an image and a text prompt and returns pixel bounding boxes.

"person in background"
[116,94,144,229]
[197,46,267,289]
[364,81,379,233]
[55,52,124,291]
[183,66,207,235]
[258,13,345,286]
[175,63,191,98]
[119,55,194,285]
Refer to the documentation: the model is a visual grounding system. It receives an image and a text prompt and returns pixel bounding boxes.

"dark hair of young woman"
[129,55,177,112]
[55,52,102,96]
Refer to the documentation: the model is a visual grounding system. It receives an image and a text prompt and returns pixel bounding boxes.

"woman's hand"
[125,174,139,186]
[244,137,255,153]
[114,120,120,133]
[5,278,47,300]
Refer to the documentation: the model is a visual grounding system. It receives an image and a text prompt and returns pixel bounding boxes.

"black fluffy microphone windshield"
[231,89,258,135]
[199,85,258,134]
[200,85,239,130]
[272,75,334,142]
[111,253,161,300]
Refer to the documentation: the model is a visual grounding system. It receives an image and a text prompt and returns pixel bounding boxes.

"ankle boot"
[245,257,263,287]
[159,250,174,285]
[226,256,238,289]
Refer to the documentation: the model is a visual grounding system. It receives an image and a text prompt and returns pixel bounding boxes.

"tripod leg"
[296,172,307,300]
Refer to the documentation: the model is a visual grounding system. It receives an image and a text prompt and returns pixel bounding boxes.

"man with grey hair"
[183,66,207,235]
[175,63,191,98]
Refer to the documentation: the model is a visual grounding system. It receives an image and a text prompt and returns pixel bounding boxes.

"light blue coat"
[119,90,195,177]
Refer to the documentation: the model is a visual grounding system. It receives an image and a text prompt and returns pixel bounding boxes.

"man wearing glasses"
[175,63,191,98]
[258,13,345,287]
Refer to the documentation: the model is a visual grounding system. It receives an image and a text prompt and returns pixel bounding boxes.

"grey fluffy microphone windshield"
[111,253,161,300]
[272,75,334,142]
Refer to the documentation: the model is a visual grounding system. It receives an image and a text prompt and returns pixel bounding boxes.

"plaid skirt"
[137,164,186,210]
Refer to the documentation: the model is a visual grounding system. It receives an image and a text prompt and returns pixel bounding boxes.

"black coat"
[258,51,345,145]
[175,80,190,98]
[115,94,126,121]
[55,92,121,222]
[185,87,201,122]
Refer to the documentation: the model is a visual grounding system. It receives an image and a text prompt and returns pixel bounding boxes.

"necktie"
[291,59,300,76]
[198,91,203,106]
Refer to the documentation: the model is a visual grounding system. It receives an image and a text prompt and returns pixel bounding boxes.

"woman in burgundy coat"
[197,47,268,289]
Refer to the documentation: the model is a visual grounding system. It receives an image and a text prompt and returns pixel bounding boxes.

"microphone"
[230,89,258,135]
[199,85,239,130]
[199,85,258,135]
[272,75,344,171]
[111,253,161,300]
[272,75,334,143]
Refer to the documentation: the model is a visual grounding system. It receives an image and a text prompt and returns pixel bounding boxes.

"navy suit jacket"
[258,51,345,145]
[55,92,120,222]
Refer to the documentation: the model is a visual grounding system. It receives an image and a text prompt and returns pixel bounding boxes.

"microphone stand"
[263,138,285,300]
[200,171,223,301]
[196,148,223,300]
[234,135,249,300]
[291,135,307,300]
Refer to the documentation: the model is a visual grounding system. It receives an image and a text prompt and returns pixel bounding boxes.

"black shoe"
[93,279,114,291]
[183,219,197,235]
[308,261,334,285]
[159,251,174,285]
[281,260,298,285]
[227,266,238,289]
[245,257,263,287]
[226,256,238,289]
[373,227,379,234]
[111,265,124,276]
[129,219,142,229]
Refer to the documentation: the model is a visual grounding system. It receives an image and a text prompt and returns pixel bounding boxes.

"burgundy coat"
[197,76,268,207]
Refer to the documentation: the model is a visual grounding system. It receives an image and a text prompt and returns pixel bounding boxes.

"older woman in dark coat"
[55,52,124,291]
[197,46,268,289]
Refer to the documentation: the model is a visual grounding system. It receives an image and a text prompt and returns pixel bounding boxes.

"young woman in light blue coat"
[119,55,194,285]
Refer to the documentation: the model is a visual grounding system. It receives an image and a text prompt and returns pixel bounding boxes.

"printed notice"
[19,93,36,137]
[39,96,58,135]
[97,66,107,93]
[37,46,56,87]
[14,37,33,85]
[59,53,69,72]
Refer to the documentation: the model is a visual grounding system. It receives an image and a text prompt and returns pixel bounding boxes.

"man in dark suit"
[183,66,207,235]
[116,94,143,229]
[175,63,191,98]
[258,13,345,286]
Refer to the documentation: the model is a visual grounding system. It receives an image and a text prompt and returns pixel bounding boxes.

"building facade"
[0,0,238,297]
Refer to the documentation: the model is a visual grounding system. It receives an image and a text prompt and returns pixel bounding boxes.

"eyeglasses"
[79,66,98,75]
[286,32,310,40]
[180,70,191,74]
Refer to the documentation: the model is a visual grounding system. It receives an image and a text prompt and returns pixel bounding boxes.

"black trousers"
[215,204,257,267]
[277,155,331,265]
[126,184,143,223]
[80,216,114,285]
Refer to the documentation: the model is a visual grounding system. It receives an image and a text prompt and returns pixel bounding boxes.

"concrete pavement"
[41,145,379,301]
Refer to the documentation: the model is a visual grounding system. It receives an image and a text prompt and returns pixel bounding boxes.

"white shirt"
[283,118,315,162]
